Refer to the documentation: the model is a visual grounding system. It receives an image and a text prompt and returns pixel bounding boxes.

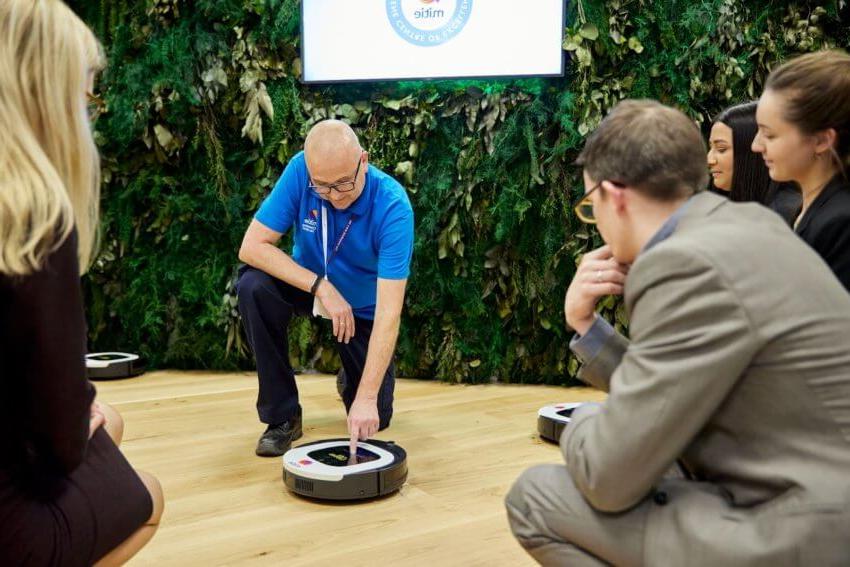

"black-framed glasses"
[308,152,364,196]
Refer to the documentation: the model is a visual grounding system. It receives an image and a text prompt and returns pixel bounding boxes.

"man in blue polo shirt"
[237,120,414,457]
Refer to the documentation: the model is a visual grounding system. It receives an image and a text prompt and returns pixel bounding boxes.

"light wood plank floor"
[97,371,604,566]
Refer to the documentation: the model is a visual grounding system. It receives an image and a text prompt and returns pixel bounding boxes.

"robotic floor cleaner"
[283,439,407,501]
[85,352,145,380]
[537,402,584,443]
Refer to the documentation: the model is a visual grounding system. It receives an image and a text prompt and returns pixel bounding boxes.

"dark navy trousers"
[236,265,394,428]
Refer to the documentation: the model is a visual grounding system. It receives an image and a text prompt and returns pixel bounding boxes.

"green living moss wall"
[69,0,850,383]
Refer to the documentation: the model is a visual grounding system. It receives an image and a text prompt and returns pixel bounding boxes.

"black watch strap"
[310,275,324,295]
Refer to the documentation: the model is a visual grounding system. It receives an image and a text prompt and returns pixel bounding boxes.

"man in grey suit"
[505,99,850,566]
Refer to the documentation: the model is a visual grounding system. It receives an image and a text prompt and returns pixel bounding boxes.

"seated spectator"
[0,1,163,565]
[708,100,800,223]
[506,99,850,566]
[752,50,850,291]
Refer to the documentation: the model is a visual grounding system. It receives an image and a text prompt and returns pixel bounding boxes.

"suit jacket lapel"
[795,175,845,236]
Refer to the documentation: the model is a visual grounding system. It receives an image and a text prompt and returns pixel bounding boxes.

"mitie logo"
[417,0,443,19]
[302,209,319,233]
[386,0,472,47]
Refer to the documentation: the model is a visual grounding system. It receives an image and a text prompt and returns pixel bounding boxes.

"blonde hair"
[0,0,104,276]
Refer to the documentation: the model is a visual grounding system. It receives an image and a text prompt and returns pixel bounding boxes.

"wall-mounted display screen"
[301,0,566,83]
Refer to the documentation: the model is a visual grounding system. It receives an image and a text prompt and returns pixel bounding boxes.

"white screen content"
[302,0,565,82]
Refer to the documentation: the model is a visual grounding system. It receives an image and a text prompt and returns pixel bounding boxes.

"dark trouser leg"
[336,317,396,430]
[236,265,312,425]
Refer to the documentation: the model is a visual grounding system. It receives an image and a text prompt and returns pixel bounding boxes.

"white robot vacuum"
[85,352,145,380]
[283,439,407,501]
[537,402,584,443]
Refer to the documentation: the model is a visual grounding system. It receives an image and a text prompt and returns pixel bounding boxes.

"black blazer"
[765,182,801,226]
[795,175,850,292]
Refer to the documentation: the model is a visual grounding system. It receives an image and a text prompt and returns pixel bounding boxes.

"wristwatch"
[310,275,324,295]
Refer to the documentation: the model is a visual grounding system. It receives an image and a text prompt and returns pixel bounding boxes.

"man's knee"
[507,464,553,504]
[505,464,576,543]
[378,411,392,431]
[378,377,394,431]
[236,267,274,311]
[506,465,548,530]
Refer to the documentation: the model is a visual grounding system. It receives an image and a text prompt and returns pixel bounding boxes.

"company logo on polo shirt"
[386,0,472,47]
[302,209,319,233]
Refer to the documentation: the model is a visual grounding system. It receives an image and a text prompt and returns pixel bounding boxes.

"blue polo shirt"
[255,152,414,320]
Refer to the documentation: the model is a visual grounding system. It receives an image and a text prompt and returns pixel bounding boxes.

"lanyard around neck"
[320,205,354,276]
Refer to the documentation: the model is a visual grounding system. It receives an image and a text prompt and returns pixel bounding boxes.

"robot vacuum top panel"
[86,352,140,368]
[283,440,400,482]
[538,402,585,424]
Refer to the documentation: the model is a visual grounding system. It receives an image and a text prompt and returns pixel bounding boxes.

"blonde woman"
[0,1,162,565]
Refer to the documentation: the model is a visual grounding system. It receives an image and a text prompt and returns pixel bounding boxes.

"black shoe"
[255,416,303,457]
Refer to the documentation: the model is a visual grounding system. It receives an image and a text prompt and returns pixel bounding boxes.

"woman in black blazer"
[752,50,850,291]
[0,1,162,565]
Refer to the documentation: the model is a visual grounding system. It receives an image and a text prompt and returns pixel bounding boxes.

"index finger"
[583,244,613,261]
[349,433,358,461]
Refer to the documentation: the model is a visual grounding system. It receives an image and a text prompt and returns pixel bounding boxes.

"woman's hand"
[89,401,106,439]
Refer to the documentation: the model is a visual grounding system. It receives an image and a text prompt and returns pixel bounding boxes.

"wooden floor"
[97,371,604,566]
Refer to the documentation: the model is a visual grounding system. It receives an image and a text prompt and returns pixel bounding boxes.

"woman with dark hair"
[753,50,850,291]
[708,101,800,223]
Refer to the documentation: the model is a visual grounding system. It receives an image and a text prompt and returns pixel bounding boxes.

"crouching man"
[238,120,414,457]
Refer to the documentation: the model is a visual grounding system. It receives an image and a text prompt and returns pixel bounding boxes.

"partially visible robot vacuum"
[537,402,584,443]
[283,439,407,501]
[86,352,145,380]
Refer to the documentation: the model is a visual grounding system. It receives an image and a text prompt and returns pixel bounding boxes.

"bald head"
[303,120,369,210]
[305,119,362,165]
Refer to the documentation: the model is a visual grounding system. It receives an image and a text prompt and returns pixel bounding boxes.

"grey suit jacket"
[563,192,850,565]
